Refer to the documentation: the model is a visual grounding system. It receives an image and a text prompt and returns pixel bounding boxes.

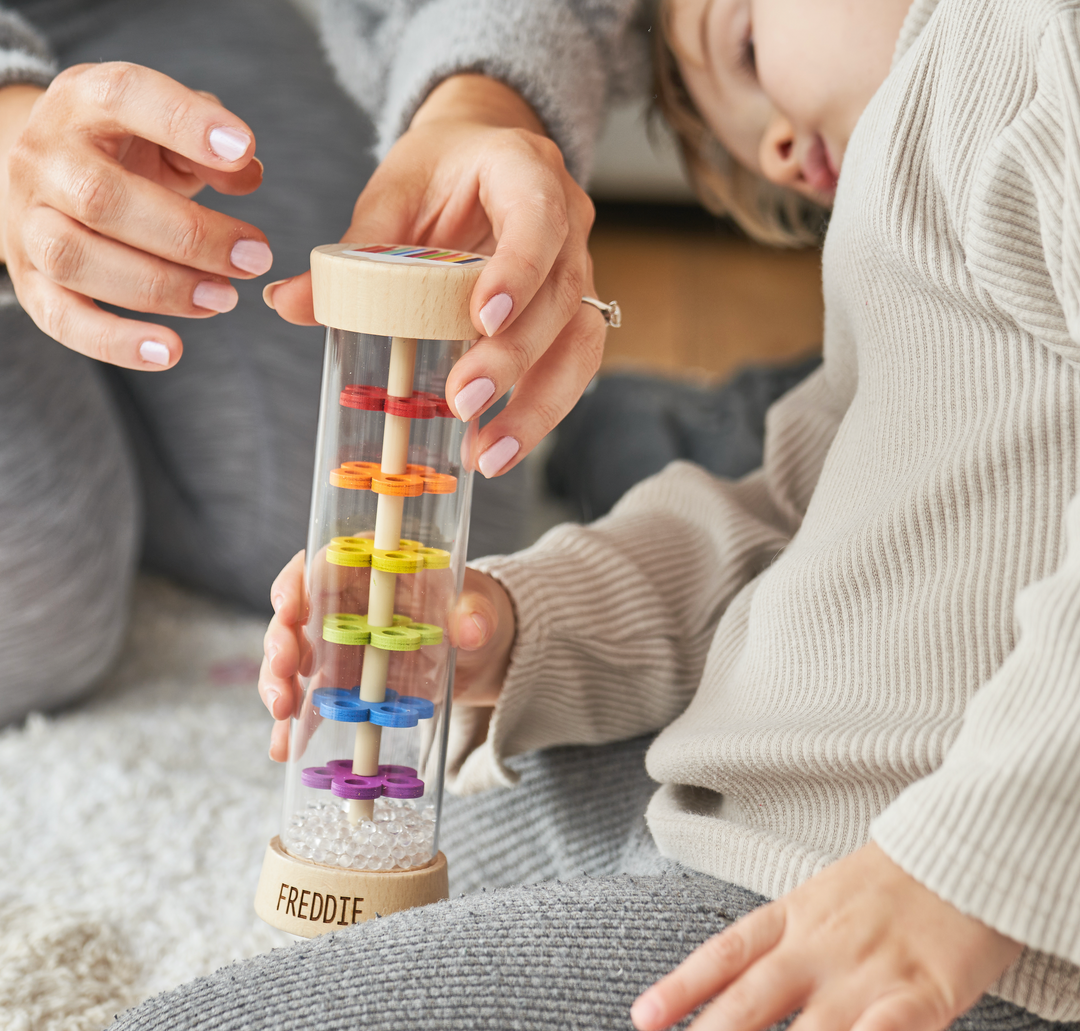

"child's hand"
[0,62,270,370]
[446,566,516,706]
[258,551,515,761]
[631,843,1022,1031]
[266,73,606,476]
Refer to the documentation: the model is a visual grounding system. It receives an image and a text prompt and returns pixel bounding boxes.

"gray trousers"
[0,0,529,726]
[109,736,1077,1031]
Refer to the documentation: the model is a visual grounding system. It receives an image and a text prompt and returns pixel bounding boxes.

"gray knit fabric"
[110,868,1071,1031]
[104,872,1080,1030]
[316,0,651,182]
[440,735,672,896]
[0,303,139,726]
[106,872,762,1031]
[0,5,53,87]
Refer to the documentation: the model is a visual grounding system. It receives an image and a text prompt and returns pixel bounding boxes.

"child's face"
[668,0,912,205]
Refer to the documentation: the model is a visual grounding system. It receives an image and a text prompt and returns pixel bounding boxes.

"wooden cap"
[311,244,488,339]
[254,837,449,937]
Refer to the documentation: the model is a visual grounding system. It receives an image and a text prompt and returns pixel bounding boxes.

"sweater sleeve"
[317,0,651,183]
[0,6,55,90]
[871,10,1080,971]
[448,364,846,794]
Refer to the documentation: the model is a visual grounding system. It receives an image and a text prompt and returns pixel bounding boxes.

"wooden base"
[254,837,449,937]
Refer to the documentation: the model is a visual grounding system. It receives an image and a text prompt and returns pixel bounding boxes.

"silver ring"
[581,296,622,328]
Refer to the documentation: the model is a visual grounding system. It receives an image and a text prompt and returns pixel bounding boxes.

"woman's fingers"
[466,130,586,337]
[466,296,606,476]
[21,207,238,317]
[632,905,787,1031]
[29,143,271,279]
[3,61,272,363]
[438,135,598,465]
[447,246,593,421]
[53,62,255,170]
[443,138,594,435]
[175,153,265,198]
[15,270,182,368]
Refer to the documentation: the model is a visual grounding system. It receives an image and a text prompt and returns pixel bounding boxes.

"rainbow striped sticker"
[342,244,487,267]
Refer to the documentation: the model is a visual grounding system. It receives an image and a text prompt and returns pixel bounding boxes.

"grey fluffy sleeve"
[317,0,652,183]
[0,6,56,89]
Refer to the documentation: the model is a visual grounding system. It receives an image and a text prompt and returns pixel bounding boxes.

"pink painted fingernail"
[453,377,495,422]
[265,688,280,715]
[272,593,285,614]
[193,280,238,313]
[477,435,520,478]
[231,239,273,275]
[478,292,513,336]
[139,340,170,366]
[209,126,250,161]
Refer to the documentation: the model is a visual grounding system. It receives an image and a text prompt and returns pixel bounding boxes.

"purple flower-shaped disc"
[304,758,426,800]
[382,774,425,799]
[301,766,335,789]
[332,774,384,800]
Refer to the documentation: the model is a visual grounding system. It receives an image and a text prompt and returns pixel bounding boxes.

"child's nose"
[758,114,801,188]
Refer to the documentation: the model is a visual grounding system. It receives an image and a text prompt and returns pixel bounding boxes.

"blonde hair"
[651,3,827,247]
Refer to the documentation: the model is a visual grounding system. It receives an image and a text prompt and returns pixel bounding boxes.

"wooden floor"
[589,206,824,382]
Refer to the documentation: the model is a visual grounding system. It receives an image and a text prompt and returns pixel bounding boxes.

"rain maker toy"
[254,244,485,935]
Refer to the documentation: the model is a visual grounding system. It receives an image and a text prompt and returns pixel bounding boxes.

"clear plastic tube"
[280,327,475,875]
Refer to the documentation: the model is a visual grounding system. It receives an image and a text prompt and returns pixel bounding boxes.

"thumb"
[263,269,316,325]
[448,590,500,651]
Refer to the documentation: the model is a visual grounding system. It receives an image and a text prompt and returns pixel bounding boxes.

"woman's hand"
[266,73,607,478]
[631,843,1022,1031]
[0,62,272,370]
[259,551,515,761]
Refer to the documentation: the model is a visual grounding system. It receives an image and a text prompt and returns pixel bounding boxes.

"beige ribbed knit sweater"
[455,0,1080,1019]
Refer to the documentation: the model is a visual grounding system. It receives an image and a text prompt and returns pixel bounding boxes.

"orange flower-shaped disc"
[422,473,458,494]
[371,473,425,497]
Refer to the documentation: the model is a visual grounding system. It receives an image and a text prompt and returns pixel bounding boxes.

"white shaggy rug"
[0,578,293,1031]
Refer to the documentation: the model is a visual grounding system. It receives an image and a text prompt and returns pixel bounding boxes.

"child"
[248,0,1080,1029]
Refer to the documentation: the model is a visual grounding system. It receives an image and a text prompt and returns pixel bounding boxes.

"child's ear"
[664,0,710,70]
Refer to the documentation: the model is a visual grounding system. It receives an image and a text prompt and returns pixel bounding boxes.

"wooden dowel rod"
[381,415,411,475]
[372,496,405,554]
[349,336,417,824]
[386,337,417,398]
